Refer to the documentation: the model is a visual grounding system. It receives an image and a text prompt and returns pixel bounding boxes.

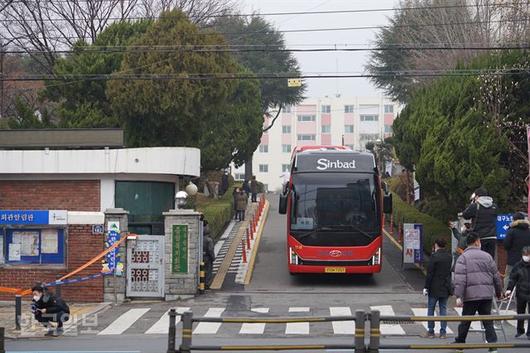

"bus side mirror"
[279,194,288,214]
[383,194,393,214]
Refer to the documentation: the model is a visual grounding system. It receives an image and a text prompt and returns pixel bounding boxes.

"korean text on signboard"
[496,214,513,240]
[172,225,188,273]
[403,223,423,265]
[0,210,67,225]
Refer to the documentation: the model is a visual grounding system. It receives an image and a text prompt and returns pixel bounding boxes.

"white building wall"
[232,96,401,192]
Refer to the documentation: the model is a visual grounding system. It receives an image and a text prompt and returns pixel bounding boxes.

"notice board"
[172,225,188,273]
[403,223,423,264]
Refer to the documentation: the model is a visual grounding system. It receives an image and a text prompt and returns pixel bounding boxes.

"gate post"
[166,309,177,353]
[180,311,193,353]
[104,208,129,303]
[368,310,380,353]
[355,310,365,353]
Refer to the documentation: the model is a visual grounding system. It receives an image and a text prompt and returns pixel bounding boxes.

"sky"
[238,0,398,99]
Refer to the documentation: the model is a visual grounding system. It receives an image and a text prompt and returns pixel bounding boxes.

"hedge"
[196,189,235,241]
[390,193,449,255]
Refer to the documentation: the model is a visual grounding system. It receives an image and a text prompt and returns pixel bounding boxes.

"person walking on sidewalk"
[505,246,530,339]
[422,238,453,339]
[460,187,498,259]
[453,232,503,353]
[450,220,471,267]
[31,285,70,336]
[235,188,248,221]
[250,175,259,203]
[504,212,530,289]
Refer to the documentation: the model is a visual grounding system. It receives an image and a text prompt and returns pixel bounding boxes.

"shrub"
[391,193,449,255]
[196,190,234,240]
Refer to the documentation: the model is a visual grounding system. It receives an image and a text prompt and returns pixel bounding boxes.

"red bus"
[279,146,392,274]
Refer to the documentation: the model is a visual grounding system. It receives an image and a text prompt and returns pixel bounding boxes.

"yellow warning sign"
[287,78,302,87]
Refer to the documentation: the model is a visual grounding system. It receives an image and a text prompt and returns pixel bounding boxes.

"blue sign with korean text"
[496,214,513,240]
[0,210,49,225]
[105,230,120,272]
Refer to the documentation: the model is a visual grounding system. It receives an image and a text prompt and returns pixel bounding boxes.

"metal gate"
[126,235,164,298]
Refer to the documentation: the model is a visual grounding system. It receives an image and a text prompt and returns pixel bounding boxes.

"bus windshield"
[290,172,380,246]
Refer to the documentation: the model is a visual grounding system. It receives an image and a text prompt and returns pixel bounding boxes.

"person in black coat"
[504,212,530,289]
[460,187,498,259]
[506,246,530,339]
[423,238,453,338]
[31,285,70,336]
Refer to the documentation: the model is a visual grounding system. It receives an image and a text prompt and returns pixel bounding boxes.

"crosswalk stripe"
[286,307,310,335]
[329,307,355,335]
[371,305,405,335]
[453,307,483,331]
[411,308,454,334]
[98,308,150,335]
[145,307,190,334]
[239,308,270,334]
[193,308,225,335]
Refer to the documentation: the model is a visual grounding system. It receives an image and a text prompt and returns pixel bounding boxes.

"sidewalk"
[0,300,110,338]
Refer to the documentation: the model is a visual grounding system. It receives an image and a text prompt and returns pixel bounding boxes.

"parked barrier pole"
[246,230,251,251]
[390,212,394,234]
[382,213,385,228]
[0,327,5,353]
[166,309,177,353]
[247,227,253,241]
[354,310,365,353]
[55,274,62,298]
[241,239,247,263]
[15,295,21,331]
[369,310,380,353]
[199,262,205,294]
[180,311,193,353]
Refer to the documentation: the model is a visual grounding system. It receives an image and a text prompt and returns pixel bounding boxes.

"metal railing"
[167,310,530,352]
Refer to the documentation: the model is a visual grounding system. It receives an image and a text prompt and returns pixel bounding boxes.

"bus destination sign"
[296,153,375,173]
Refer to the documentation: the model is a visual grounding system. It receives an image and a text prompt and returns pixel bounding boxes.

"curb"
[243,200,270,285]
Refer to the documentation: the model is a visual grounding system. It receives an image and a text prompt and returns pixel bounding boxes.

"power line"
[0,2,527,23]
[3,44,529,55]
[2,68,528,82]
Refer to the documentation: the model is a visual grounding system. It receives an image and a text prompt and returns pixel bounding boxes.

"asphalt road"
[5,194,521,353]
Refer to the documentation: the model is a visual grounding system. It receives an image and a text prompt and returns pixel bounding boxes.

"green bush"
[391,193,449,255]
[196,190,234,240]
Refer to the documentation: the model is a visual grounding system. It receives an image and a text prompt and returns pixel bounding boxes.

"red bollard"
[241,239,247,263]
[246,229,251,250]
[382,213,385,229]
[390,213,394,235]
[247,227,253,241]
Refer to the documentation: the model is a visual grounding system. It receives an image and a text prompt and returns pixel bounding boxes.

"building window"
[297,115,316,122]
[298,134,316,141]
[3,228,65,265]
[321,125,331,133]
[344,105,354,113]
[359,133,380,141]
[384,104,394,113]
[259,144,268,153]
[284,105,292,113]
[282,144,292,153]
[360,114,379,122]
[321,105,331,113]
[282,125,292,134]
[282,164,290,173]
[259,164,269,173]
[344,125,354,133]
[385,125,393,133]
[234,173,245,181]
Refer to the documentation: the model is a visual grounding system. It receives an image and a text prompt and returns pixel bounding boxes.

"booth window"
[4,228,65,265]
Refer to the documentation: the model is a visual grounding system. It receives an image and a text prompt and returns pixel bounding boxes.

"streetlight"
[185,181,198,196]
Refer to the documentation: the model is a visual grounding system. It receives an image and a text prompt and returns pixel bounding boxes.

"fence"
[167,310,530,352]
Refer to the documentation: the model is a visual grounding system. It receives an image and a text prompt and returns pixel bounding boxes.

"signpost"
[172,225,188,274]
[403,223,423,266]
[496,214,513,240]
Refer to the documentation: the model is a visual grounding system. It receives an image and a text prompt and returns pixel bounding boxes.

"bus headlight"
[372,248,381,266]
[289,247,300,265]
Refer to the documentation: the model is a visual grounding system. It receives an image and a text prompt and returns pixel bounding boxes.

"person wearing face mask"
[31,284,70,336]
[504,212,530,290]
[506,246,530,339]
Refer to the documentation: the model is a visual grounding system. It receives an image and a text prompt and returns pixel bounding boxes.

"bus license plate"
[325,267,346,273]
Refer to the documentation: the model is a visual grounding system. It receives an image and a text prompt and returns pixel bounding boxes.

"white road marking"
[98,308,150,335]
[411,308,454,334]
[193,308,225,335]
[371,305,405,335]
[239,308,270,334]
[145,307,190,334]
[285,307,310,335]
[330,307,355,335]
